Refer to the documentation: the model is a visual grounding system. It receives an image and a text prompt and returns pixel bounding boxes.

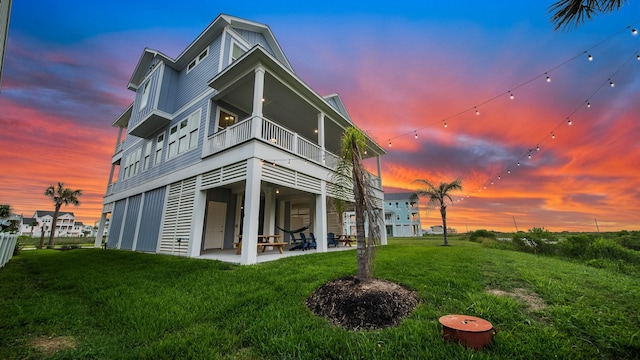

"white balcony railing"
[202,116,382,188]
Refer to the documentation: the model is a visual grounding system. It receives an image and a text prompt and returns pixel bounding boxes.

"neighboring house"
[19,217,37,236]
[423,226,457,235]
[383,193,422,237]
[344,192,422,237]
[94,14,386,265]
[29,210,75,237]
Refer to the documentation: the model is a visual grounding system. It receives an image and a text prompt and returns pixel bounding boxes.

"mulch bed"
[306,276,420,331]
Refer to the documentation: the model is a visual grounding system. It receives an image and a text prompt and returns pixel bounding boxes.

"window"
[167,110,200,159]
[139,81,150,109]
[231,43,245,62]
[122,148,142,179]
[187,47,208,73]
[142,142,152,170]
[217,109,237,131]
[154,134,164,165]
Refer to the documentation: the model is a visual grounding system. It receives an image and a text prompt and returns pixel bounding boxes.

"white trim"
[186,46,209,74]
[153,62,165,110]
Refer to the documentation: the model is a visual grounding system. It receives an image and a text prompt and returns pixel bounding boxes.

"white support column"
[252,66,265,139]
[379,208,388,245]
[116,199,129,249]
[241,158,262,265]
[131,193,145,251]
[263,186,276,237]
[377,155,383,188]
[188,176,207,258]
[317,112,325,164]
[315,181,328,252]
[93,212,108,248]
[278,200,286,240]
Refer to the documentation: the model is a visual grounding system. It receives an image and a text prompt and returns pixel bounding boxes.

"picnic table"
[337,234,354,246]
[234,234,287,254]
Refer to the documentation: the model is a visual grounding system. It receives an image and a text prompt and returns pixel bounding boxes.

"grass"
[1,238,639,359]
[17,236,95,249]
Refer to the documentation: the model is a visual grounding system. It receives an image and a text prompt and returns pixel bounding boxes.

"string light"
[552,133,555,139]
[567,118,572,126]
[609,79,615,87]
[509,92,514,100]
[586,101,591,108]
[414,131,418,139]
[528,153,532,159]
[507,169,511,174]
[475,107,480,115]
[588,54,593,61]
[287,159,291,166]
[637,54,640,60]
[632,28,638,35]
[443,121,447,128]
[517,161,521,166]
[545,73,551,82]
[388,140,392,147]
[536,145,540,151]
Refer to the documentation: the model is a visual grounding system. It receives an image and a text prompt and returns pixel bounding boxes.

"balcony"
[203,116,381,189]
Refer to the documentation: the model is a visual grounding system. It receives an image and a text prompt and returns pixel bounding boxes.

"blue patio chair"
[327,232,339,247]
[289,232,308,251]
[308,233,318,249]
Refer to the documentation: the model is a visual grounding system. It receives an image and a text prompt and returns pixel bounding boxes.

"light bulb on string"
[637,54,640,60]
[414,131,418,139]
[609,80,615,87]
[632,28,638,35]
[567,118,572,126]
[545,73,551,82]
[587,54,593,61]
[509,92,514,100]
[475,107,480,116]
[586,100,591,108]
[528,153,532,159]
[498,175,501,180]
[388,140,392,147]
[552,133,555,139]
[443,121,448,128]
[507,169,511,174]
[287,159,291,166]
[536,145,540,151]
[517,161,521,166]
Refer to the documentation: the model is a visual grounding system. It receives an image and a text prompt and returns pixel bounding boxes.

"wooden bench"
[257,242,288,254]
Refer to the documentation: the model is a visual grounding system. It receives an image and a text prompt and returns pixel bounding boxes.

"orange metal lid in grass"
[439,315,493,332]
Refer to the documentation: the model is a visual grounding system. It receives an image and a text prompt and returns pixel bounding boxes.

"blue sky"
[2,1,639,231]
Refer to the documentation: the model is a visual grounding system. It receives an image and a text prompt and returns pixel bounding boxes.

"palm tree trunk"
[48,205,61,248]
[440,205,449,246]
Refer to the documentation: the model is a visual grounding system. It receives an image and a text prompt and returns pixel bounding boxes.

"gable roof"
[34,210,75,218]
[323,94,352,122]
[127,14,291,91]
[384,192,418,201]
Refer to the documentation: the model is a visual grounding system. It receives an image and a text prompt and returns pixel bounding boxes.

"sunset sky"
[1,1,639,233]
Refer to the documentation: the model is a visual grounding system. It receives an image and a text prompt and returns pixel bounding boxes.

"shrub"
[468,229,496,243]
[13,239,23,256]
[614,231,640,251]
[584,239,640,264]
[558,234,597,258]
[512,228,558,255]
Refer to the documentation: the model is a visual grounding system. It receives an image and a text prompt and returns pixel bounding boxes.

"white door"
[204,201,226,249]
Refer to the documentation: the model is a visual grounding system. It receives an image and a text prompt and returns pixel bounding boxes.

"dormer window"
[139,81,150,110]
[187,47,209,73]
[231,43,245,63]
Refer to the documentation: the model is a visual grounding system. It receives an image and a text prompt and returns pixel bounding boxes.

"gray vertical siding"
[129,66,162,131]
[136,187,166,252]
[235,29,273,55]
[175,35,222,111]
[107,200,126,248]
[158,66,178,114]
[120,194,142,250]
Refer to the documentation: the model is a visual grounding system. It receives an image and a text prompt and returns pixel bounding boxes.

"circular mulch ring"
[306,276,420,331]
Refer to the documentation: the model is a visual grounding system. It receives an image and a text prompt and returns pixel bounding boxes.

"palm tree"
[333,127,381,282]
[549,0,628,31]
[0,204,10,219]
[414,178,462,246]
[44,182,82,248]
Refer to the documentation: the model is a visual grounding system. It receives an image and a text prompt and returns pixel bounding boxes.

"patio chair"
[327,232,339,247]
[308,233,318,249]
[289,232,308,251]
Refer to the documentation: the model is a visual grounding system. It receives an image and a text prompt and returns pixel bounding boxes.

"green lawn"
[1,238,639,359]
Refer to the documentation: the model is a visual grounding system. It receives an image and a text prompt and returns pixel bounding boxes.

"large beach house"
[94,14,386,264]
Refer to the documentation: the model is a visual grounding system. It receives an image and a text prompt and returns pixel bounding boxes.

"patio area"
[197,243,356,264]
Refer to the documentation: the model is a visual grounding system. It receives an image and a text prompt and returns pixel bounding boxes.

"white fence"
[0,233,18,268]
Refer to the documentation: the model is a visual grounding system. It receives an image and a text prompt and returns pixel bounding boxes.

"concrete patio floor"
[197,243,356,264]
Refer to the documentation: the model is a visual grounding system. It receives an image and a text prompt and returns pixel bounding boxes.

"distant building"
[343,192,422,237]
[383,193,422,237]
